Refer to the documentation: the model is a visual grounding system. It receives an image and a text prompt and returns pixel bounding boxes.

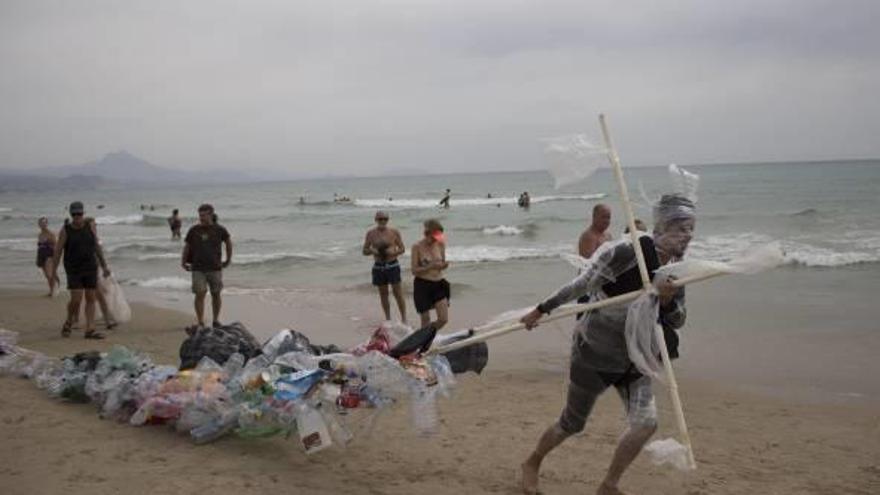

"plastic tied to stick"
[644,438,695,471]
[542,134,608,189]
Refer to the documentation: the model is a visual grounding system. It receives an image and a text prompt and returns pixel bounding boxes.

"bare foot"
[596,481,628,495]
[521,459,540,495]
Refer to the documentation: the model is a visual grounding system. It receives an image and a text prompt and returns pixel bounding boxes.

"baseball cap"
[69,201,84,214]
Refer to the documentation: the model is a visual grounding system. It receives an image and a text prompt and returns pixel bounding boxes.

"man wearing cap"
[52,201,111,339]
[362,211,407,322]
[181,204,232,328]
[519,194,695,495]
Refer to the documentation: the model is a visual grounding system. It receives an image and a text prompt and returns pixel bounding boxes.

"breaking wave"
[689,232,880,268]
[124,276,190,290]
[446,244,571,263]
[482,225,523,236]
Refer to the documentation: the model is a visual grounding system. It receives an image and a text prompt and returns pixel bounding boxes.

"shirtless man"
[363,211,407,322]
[578,203,612,258]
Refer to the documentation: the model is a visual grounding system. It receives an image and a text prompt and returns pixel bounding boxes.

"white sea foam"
[446,244,570,263]
[354,193,605,209]
[0,207,12,212]
[125,276,191,290]
[690,232,879,267]
[0,237,34,252]
[95,214,144,225]
[234,251,321,265]
[137,253,179,261]
[482,225,523,236]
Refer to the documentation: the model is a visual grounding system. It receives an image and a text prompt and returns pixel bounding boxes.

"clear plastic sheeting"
[625,292,665,381]
[667,164,700,204]
[98,275,132,323]
[656,242,786,281]
[644,438,694,471]
[542,134,608,189]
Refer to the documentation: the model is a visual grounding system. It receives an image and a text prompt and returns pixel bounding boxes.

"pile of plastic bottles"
[0,323,455,455]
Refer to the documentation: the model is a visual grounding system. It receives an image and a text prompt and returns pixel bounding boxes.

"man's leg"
[391,282,407,322]
[522,368,607,494]
[419,311,430,328]
[210,292,222,325]
[66,289,83,326]
[377,284,391,320]
[194,292,206,326]
[598,376,658,495]
[83,289,97,333]
[521,423,571,494]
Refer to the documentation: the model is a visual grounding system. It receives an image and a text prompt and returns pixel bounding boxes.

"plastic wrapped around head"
[653,194,696,261]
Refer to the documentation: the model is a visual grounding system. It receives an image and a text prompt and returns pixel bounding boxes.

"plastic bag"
[644,438,694,471]
[542,134,607,189]
[99,275,132,323]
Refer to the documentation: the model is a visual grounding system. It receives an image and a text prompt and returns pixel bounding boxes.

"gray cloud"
[1,0,878,175]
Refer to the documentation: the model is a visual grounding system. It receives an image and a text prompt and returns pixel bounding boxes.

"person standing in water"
[439,189,451,209]
[411,219,450,330]
[168,209,182,240]
[181,204,232,328]
[52,202,111,339]
[362,211,407,322]
[36,217,61,296]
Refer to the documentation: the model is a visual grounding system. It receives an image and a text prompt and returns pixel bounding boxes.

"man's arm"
[578,231,599,258]
[659,285,686,330]
[222,236,233,268]
[522,242,627,328]
[362,230,375,256]
[90,221,110,277]
[393,229,405,256]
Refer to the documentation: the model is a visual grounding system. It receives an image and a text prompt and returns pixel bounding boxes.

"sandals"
[105,320,118,330]
[84,330,106,340]
[61,320,72,338]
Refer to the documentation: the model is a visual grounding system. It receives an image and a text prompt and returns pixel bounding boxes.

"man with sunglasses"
[52,201,111,339]
[362,210,407,322]
[181,204,232,328]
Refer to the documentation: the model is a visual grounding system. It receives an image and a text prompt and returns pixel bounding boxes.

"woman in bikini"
[411,219,450,330]
[36,217,61,296]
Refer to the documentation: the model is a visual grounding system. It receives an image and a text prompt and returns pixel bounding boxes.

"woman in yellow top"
[410,219,450,330]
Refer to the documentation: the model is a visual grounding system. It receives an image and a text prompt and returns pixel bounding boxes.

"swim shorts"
[413,277,450,314]
[192,271,223,294]
[372,260,402,286]
[67,271,98,290]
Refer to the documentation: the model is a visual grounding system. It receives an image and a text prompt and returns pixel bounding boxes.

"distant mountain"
[0,172,111,192]
[10,150,258,187]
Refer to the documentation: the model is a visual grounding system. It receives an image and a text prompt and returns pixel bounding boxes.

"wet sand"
[1,288,879,494]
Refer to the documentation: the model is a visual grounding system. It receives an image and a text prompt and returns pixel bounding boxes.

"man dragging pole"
[519,193,696,495]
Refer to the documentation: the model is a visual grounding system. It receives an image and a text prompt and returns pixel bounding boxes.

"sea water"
[2,160,879,400]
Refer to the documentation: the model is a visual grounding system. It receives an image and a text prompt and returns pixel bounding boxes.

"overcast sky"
[1,0,878,175]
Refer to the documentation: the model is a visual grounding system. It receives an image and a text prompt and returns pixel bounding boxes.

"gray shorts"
[558,364,657,434]
[192,271,223,294]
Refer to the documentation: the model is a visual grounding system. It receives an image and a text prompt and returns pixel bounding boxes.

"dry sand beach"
[1,288,878,495]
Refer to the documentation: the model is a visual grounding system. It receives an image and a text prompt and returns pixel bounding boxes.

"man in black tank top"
[52,201,111,339]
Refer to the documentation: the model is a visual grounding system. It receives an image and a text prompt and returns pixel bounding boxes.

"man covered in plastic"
[519,194,695,495]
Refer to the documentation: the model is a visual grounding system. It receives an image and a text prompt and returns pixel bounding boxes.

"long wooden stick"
[600,114,696,469]
[430,269,726,356]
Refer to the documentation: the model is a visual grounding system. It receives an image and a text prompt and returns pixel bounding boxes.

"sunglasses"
[71,212,84,217]
[376,217,389,222]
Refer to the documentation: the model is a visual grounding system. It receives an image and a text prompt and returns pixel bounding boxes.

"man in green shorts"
[181,204,232,327]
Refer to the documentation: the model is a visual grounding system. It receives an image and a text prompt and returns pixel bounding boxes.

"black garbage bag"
[440,340,489,375]
[179,322,262,370]
[389,324,438,358]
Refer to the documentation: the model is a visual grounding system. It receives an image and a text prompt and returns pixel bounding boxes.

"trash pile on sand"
[0,322,487,454]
